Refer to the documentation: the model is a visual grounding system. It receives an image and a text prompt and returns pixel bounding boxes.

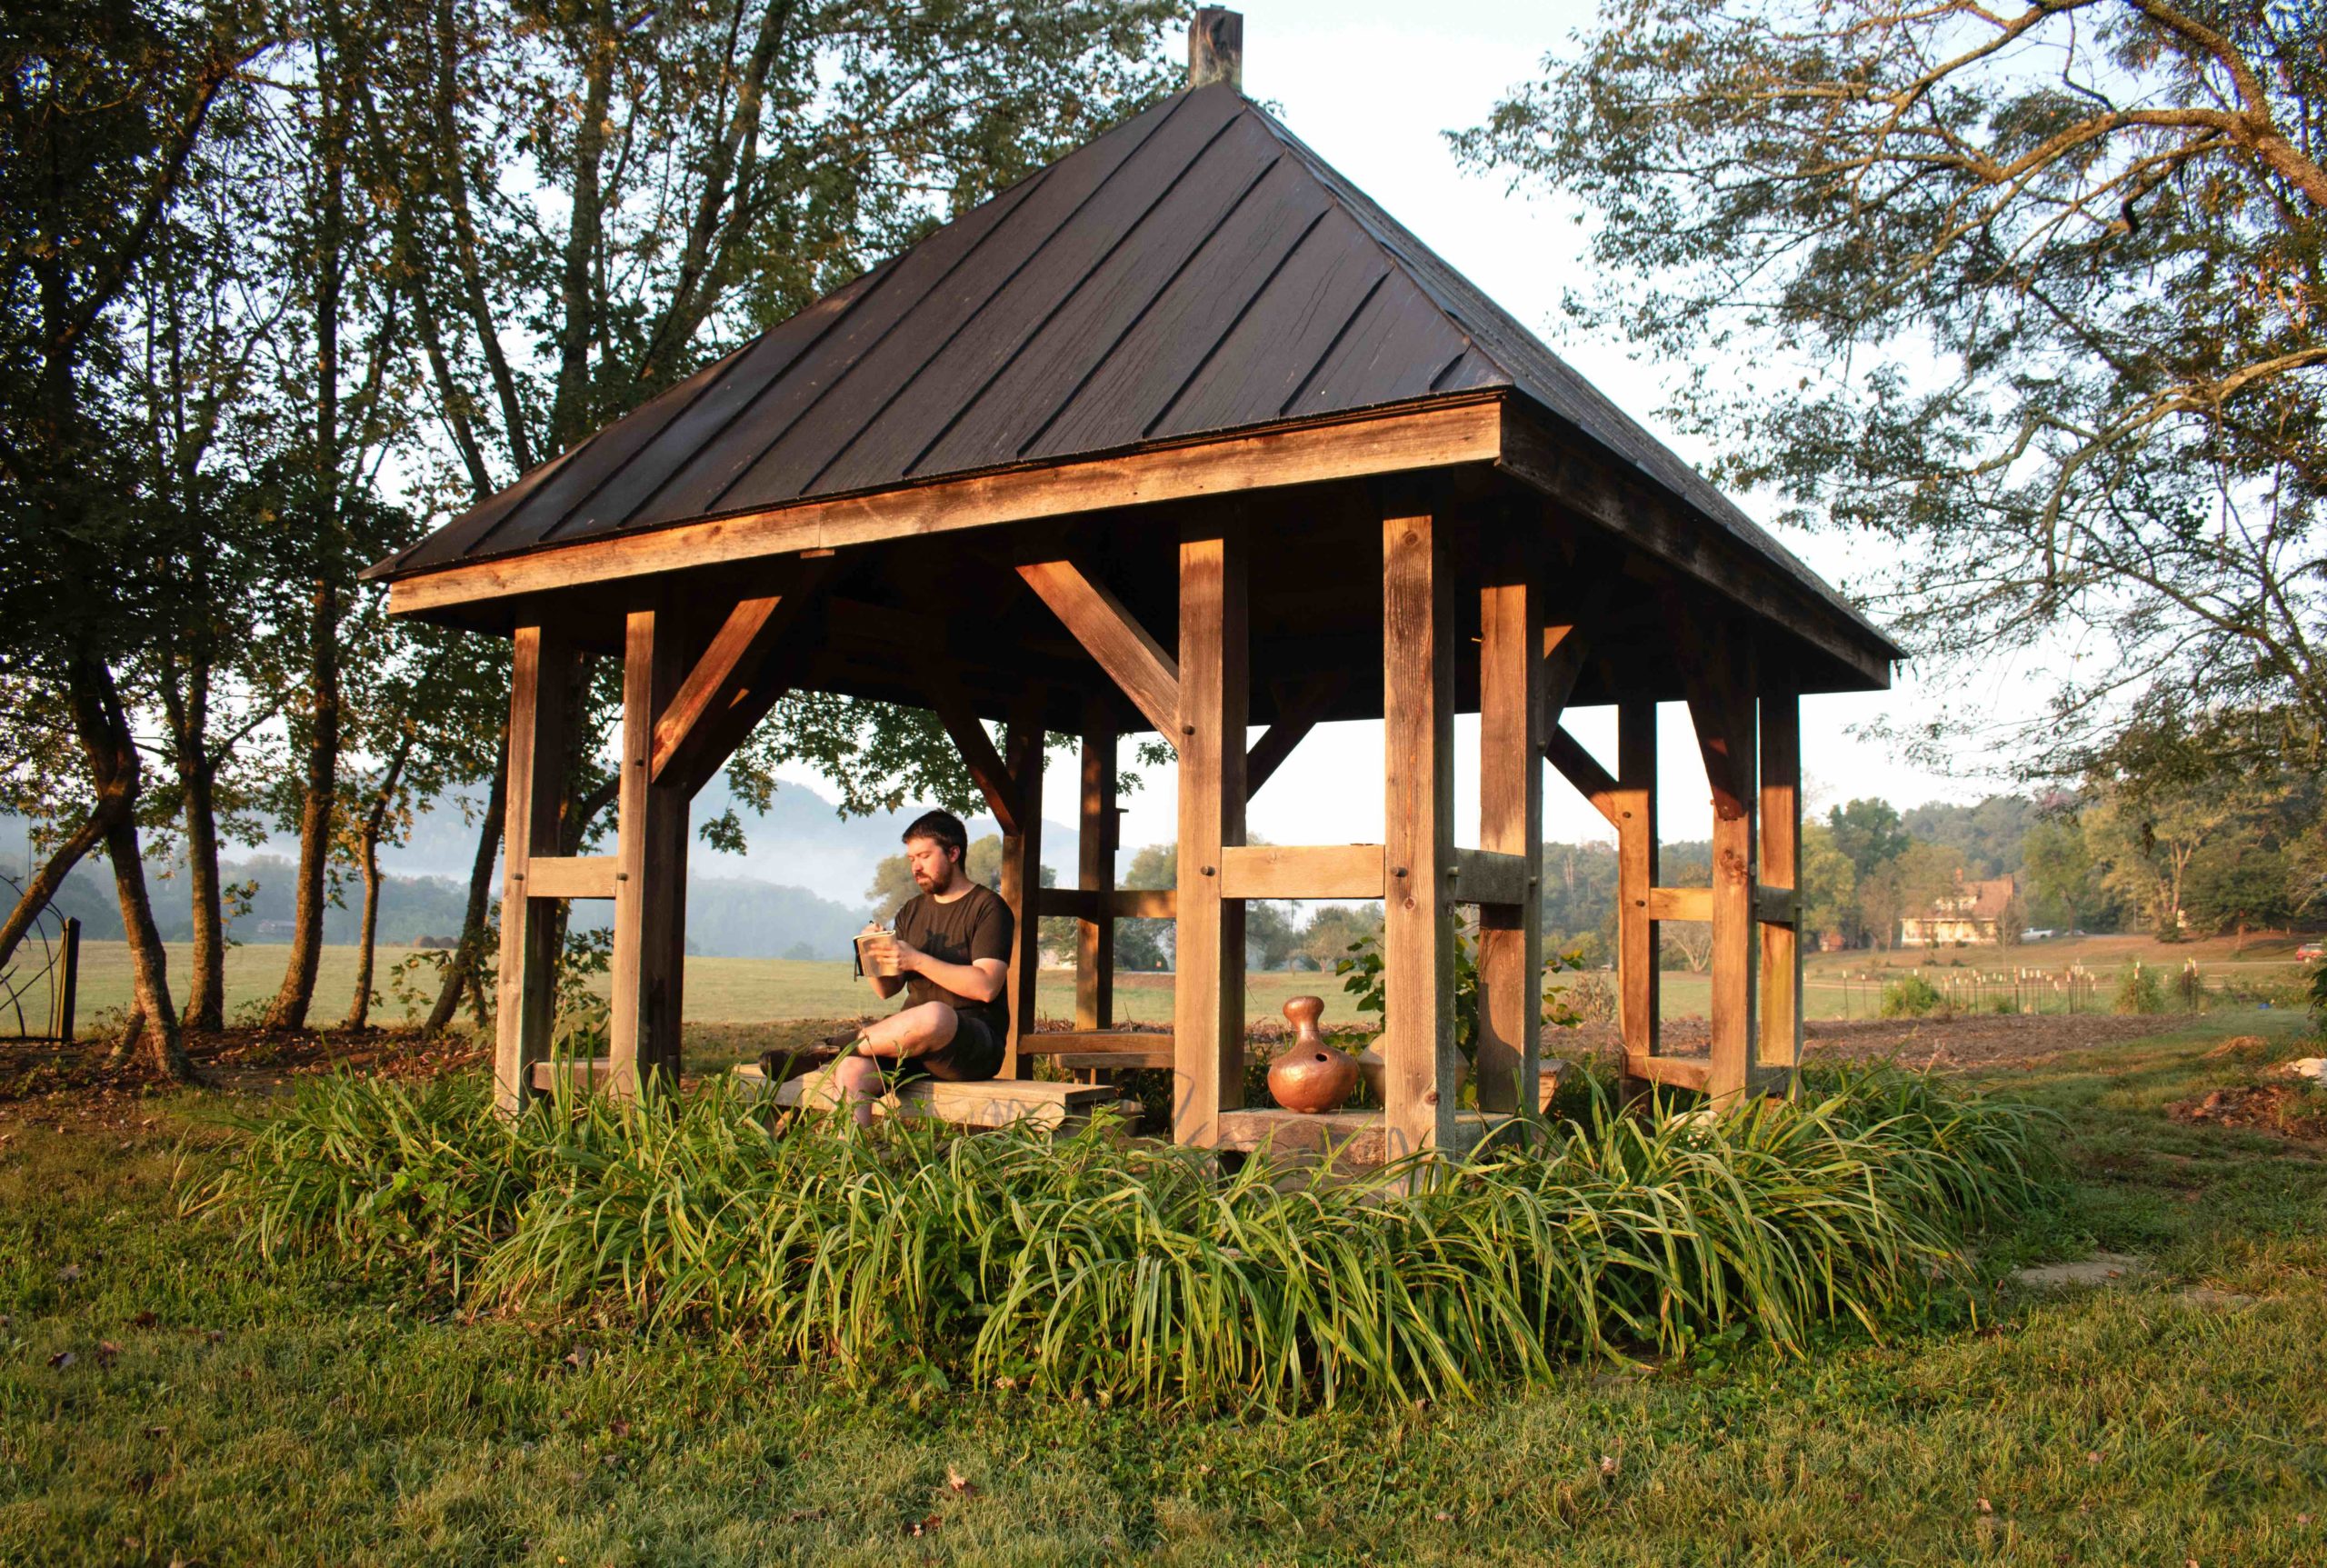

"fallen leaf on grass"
[908,1514,942,1537]
[784,1507,826,1523]
[945,1465,976,1495]
[56,1264,82,1283]
[132,1310,157,1328]
[2086,1451,2102,1465]
[1433,1511,1453,1523]
[1977,1498,1993,1515]
[97,1341,122,1365]
[1599,1455,1619,1477]
[48,1351,75,1369]
[608,1416,632,1440]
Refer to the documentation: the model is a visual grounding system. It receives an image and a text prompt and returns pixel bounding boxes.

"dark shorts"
[892,1010,1004,1084]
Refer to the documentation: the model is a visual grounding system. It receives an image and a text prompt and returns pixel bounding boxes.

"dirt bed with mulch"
[1558,1011,2194,1073]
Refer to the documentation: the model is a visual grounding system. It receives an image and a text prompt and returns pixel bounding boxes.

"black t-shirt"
[892,882,1014,1034]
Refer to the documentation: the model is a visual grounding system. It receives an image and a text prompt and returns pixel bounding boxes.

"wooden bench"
[1016,1030,1175,1078]
[735,1061,1120,1132]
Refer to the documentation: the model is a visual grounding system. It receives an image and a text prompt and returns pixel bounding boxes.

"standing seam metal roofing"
[369,83,1894,655]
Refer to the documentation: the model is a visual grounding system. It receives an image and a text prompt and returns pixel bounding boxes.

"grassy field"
[43,930,2315,1041]
[3,1008,2323,1563]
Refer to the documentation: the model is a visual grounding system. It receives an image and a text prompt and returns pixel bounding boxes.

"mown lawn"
[62,934,2312,1039]
[2,1011,2322,1564]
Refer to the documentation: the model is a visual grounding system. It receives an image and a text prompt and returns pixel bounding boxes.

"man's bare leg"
[834,1003,959,1127]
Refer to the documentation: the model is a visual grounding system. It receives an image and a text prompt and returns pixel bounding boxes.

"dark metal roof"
[370,84,1892,654]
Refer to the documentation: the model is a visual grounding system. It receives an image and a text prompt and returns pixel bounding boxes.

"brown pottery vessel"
[1267,994,1358,1114]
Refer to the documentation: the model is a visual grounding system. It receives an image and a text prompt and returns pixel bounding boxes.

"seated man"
[836,809,1014,1126]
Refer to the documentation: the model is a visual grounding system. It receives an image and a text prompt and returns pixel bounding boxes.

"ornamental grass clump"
[195,1063,2057,1411]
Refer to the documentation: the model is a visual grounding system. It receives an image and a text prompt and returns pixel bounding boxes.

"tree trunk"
[157,598,227,1033]
[68,655,193,1082]
[265,579,342,1031]
[101,807,193,1079]
[342,738,410,1031]
[181,749,225,1032]
[343,823,383,1032]
[425,732,504,1034]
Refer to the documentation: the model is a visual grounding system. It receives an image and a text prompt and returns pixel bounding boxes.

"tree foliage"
[1461,0,2326,768]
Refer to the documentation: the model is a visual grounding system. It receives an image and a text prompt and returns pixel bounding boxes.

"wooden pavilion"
[365,11,1900,1159]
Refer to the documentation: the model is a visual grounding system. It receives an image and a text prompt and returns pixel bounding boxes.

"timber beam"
[1245,673,1345,799]
[917,655,1025,835]
[1217,843,1383,901]
[1016,559,1181,738]
[648,564,830,795]
[1544,726,1620,825]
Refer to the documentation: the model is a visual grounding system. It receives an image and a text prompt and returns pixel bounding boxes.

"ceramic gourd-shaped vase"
[1266,994,1358,1114]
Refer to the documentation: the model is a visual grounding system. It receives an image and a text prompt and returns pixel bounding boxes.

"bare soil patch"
[1,1026,485,1111]
[1557,1011,2185,1072]
[2167,1081,2327,1140]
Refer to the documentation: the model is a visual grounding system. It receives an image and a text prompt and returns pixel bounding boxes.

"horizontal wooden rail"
[1037,887,1177,921]
[1015,1029,1173,1056]
[530,1056,614,1091]
[1645,885,1712,923]
[1217,844,1384,901]
[1451,848,1531,906]
[1623,1053,1712,1092]
[1643,884,1794,924]
[519,855,619,900]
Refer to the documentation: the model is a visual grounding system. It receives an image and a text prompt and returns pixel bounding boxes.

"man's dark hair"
[902,809,968,865]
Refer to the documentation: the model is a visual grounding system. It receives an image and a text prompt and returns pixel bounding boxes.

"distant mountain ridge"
[2,778,1079,961]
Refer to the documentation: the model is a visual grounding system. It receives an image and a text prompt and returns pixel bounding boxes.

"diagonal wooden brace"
[917,655,1024,836]
[1016,559,1181,738]
[1666,594,1756,820]
[1544,725,1622,826]
[1245,671,1345,799]
[649,564,830,794]
[1542,623,1590,721]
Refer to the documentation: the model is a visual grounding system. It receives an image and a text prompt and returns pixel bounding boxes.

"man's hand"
[885,932,927,974]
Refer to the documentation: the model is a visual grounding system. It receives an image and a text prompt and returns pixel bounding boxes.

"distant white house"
[1900,871,2018,947]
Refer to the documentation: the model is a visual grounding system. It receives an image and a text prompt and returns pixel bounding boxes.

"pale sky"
[770,0,2029,855]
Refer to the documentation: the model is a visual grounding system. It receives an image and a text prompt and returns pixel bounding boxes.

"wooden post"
[1687,632,1758,1102]
[51,916,80,1042]
[1382,509,1456,1157]
[609,607,690,1099]
[997,700,1046,1078]
[1475,562,1543,1114]
[1076,721,1118,1032]
[1173,528,1247,1146]
[1615,696,1659,1083]
[495,625,574,1115]
[1759,691,1803,1079]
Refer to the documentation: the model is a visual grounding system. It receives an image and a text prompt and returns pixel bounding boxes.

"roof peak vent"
[1189,8,1242,94]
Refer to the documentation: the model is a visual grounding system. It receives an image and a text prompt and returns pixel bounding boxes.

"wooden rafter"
[1015,559,1181,738]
